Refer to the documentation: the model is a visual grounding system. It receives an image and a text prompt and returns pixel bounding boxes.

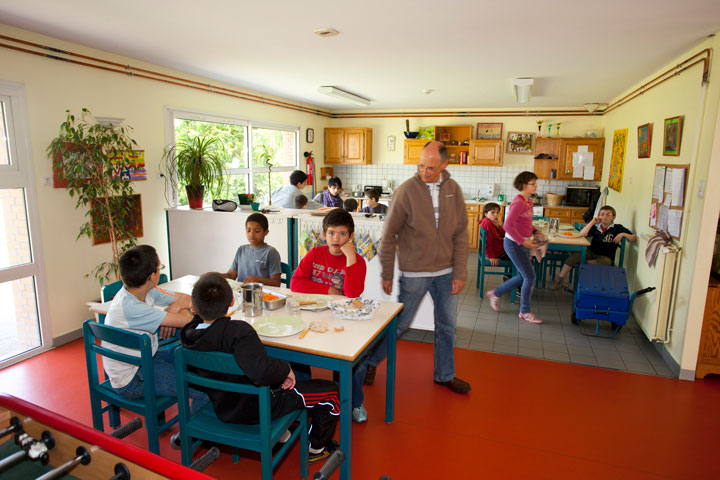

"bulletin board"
[649,163,689,240]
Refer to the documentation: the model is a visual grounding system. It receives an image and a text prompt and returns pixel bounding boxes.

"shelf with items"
[404,125,502,166]
[533,137,603,181]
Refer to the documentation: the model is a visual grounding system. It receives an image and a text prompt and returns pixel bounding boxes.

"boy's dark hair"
[328,177,342,189]
[192,272,234,322]
[289,170,308,186]
[294,194,308,208]
[599,205,617,216]
[343,198,358,212]
[119,245,159,288]
[483,202,501,215]
[322,208,355,234]
[513,171,538,191]
[246,212,269,231]
[365,188,380,202]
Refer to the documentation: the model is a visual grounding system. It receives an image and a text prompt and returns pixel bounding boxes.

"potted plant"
[161,136,226,209]
[258,144,275,205]
[47,108,139,283]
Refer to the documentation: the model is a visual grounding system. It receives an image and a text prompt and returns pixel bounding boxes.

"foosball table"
[0,393,212,480]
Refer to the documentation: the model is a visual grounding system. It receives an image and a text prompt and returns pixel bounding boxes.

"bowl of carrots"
[261,290,287,310]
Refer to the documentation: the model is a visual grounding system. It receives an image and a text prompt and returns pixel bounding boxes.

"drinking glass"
[286,298,301,316]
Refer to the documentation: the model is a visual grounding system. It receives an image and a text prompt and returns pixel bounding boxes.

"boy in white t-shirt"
[102,245,209,436]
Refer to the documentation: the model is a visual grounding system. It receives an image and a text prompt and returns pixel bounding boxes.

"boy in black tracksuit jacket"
[181,272,339,462]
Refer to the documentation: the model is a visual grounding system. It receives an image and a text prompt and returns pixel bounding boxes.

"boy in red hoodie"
[290,209,369,422]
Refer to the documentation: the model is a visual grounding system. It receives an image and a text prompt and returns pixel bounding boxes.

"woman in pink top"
[486,171,544,324]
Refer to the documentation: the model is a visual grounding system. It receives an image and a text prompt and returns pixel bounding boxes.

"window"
[165,108,299,206]
[0,82,52,367]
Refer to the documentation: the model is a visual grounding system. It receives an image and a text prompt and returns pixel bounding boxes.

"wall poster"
[608,128,628,192]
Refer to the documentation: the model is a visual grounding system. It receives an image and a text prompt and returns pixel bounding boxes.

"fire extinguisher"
[304,151,315,197]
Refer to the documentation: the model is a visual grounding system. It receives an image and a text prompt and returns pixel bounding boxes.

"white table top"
[88,275,403,362]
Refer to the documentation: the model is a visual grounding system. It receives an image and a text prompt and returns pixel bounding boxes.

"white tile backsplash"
[332,164,598,202]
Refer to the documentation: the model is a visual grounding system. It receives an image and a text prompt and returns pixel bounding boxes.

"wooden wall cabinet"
[696,277,720,379]
[403,139,427,165]
[469,139,503,166]
[533,137,604,181]
[324,128,372,164]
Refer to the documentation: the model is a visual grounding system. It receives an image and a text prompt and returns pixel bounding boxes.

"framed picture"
[637,123,652,158]
[506,131,535,154]
[663,116,683,156]
[306,128,314,143]
[477,122,503,140]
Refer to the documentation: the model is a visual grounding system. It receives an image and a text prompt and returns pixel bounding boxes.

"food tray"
[262,290,287,310]
[328,298,379,320]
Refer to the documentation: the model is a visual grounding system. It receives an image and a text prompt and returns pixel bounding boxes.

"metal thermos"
[241,283,263,316]
[548,218,560,234]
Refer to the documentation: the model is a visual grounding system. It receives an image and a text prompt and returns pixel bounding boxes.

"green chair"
[477,227,517,303]
[83,319,178,455]
[174,348,309,480]
[280,262,293,288]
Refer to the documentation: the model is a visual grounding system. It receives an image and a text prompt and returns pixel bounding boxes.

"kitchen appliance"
[364,185,383,195]
[565,186,600,207]
[548,218,560,235]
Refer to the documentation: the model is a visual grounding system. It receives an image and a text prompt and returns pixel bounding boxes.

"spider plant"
[162,136,226,208]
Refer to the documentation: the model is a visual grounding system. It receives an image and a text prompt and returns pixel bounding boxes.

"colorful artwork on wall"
[663,116,684,156]
[637,123,652,158]
[608,128,628,192]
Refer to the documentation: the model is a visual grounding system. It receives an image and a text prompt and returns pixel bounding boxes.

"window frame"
[164,107,300,207]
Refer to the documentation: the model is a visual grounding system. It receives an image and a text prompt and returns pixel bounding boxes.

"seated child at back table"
[223,212,282,287]
[359,188,387,214]
[289,209,370,423]
[552,205,637,290]
[181,272,340,463]
[343,197,359,212]
[478,202,509,266]
[294,194,308,209]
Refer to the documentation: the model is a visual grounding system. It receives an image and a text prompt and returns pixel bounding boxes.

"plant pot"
[186,185,205,209]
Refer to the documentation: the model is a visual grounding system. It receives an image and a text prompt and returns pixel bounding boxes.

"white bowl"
[328,298,379,320]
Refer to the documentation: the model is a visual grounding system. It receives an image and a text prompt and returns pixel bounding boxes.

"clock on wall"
[306,128,314,143]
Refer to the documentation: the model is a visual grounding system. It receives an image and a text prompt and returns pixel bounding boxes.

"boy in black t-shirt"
[552,205,637,290]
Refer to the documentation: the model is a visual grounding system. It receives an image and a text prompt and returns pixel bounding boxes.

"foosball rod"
[0,430,55,471]
[0,416,23,439]
[109,417,142,439]
[34,445,91,480]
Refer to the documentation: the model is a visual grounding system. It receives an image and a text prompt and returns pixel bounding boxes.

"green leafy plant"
[47,108,139,283]
[161,136,226,208]
[257,144,275,205]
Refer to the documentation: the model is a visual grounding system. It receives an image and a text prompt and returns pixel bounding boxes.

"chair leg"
[146,412,161,455]
[89,394,105,432]
[479,263,485,296]
[260,448,272,480]
[108,405,121,428]
[299,410,309,479]
[476,258,481,289]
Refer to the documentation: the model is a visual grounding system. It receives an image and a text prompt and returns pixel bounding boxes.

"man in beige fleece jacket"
[371,141,470,393]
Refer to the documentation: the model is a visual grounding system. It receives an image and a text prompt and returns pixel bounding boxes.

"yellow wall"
[600,36,720,375]
[0,24,327,338]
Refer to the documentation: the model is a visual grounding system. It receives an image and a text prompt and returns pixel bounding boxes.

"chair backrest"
[174,348,273,426]
[280,262,293,288]
[616,237,627,268]
[83,319,158,402]
[100,280,123,303]
[478,227,488,261]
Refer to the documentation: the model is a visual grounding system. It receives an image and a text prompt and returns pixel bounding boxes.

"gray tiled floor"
[401,255,675,377]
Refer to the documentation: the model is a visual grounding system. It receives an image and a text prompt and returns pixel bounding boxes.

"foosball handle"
[313,449,345,480]
[34,445,91,480]
[190,446,220,472]
[0,416,23,440]
[109,462,131,480]
[110,417,142,439]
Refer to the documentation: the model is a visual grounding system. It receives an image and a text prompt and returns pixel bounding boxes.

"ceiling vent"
[313,28,339,38]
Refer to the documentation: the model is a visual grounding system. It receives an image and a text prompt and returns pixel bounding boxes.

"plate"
[226,278,243,290]
[555,231,582,238]
[328,298,380,321]
[558,223,575,231]
[290,294,332,311]
[253,316,306,337]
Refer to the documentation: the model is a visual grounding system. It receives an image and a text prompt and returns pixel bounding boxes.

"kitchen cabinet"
[696,277,720,379]
[403,139,427,165]
[544,206,586,224]
[435,125,472,164]
[533,137,604,181]
[324,128,372,164]
[469,139,503,166]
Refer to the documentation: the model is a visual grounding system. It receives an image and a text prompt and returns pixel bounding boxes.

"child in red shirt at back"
[478,202,509,266]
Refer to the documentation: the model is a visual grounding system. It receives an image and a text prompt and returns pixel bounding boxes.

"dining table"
[88,275,403,480]
[537,223,591,290]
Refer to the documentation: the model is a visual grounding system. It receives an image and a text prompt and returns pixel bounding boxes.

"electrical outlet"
[494,177,501,183]
[41,176,53,187]
[698,179,706,198]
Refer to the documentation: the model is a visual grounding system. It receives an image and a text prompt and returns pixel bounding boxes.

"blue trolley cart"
[571,264,655,338]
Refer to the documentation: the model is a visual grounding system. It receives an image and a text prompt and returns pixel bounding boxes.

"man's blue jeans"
[368,272,458,383]
[114,347,209,414]
[493,237,535,314]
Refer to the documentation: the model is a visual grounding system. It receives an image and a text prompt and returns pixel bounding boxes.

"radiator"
[646,246,680,342]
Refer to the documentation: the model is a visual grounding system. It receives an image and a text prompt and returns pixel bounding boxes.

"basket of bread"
[328,298,380,321]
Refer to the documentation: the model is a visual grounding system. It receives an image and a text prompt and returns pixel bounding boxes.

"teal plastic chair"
[83,319,178,454]
[174,348,309,480]
[477,227,517,303]
[280,262,293,288]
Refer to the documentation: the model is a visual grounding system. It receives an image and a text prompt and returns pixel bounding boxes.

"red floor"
[1,339,719,479]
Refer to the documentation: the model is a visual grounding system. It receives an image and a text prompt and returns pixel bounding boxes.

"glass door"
[0,81,51,367]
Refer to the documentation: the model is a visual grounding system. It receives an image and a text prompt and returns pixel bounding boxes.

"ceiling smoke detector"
[313,28,339,37]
